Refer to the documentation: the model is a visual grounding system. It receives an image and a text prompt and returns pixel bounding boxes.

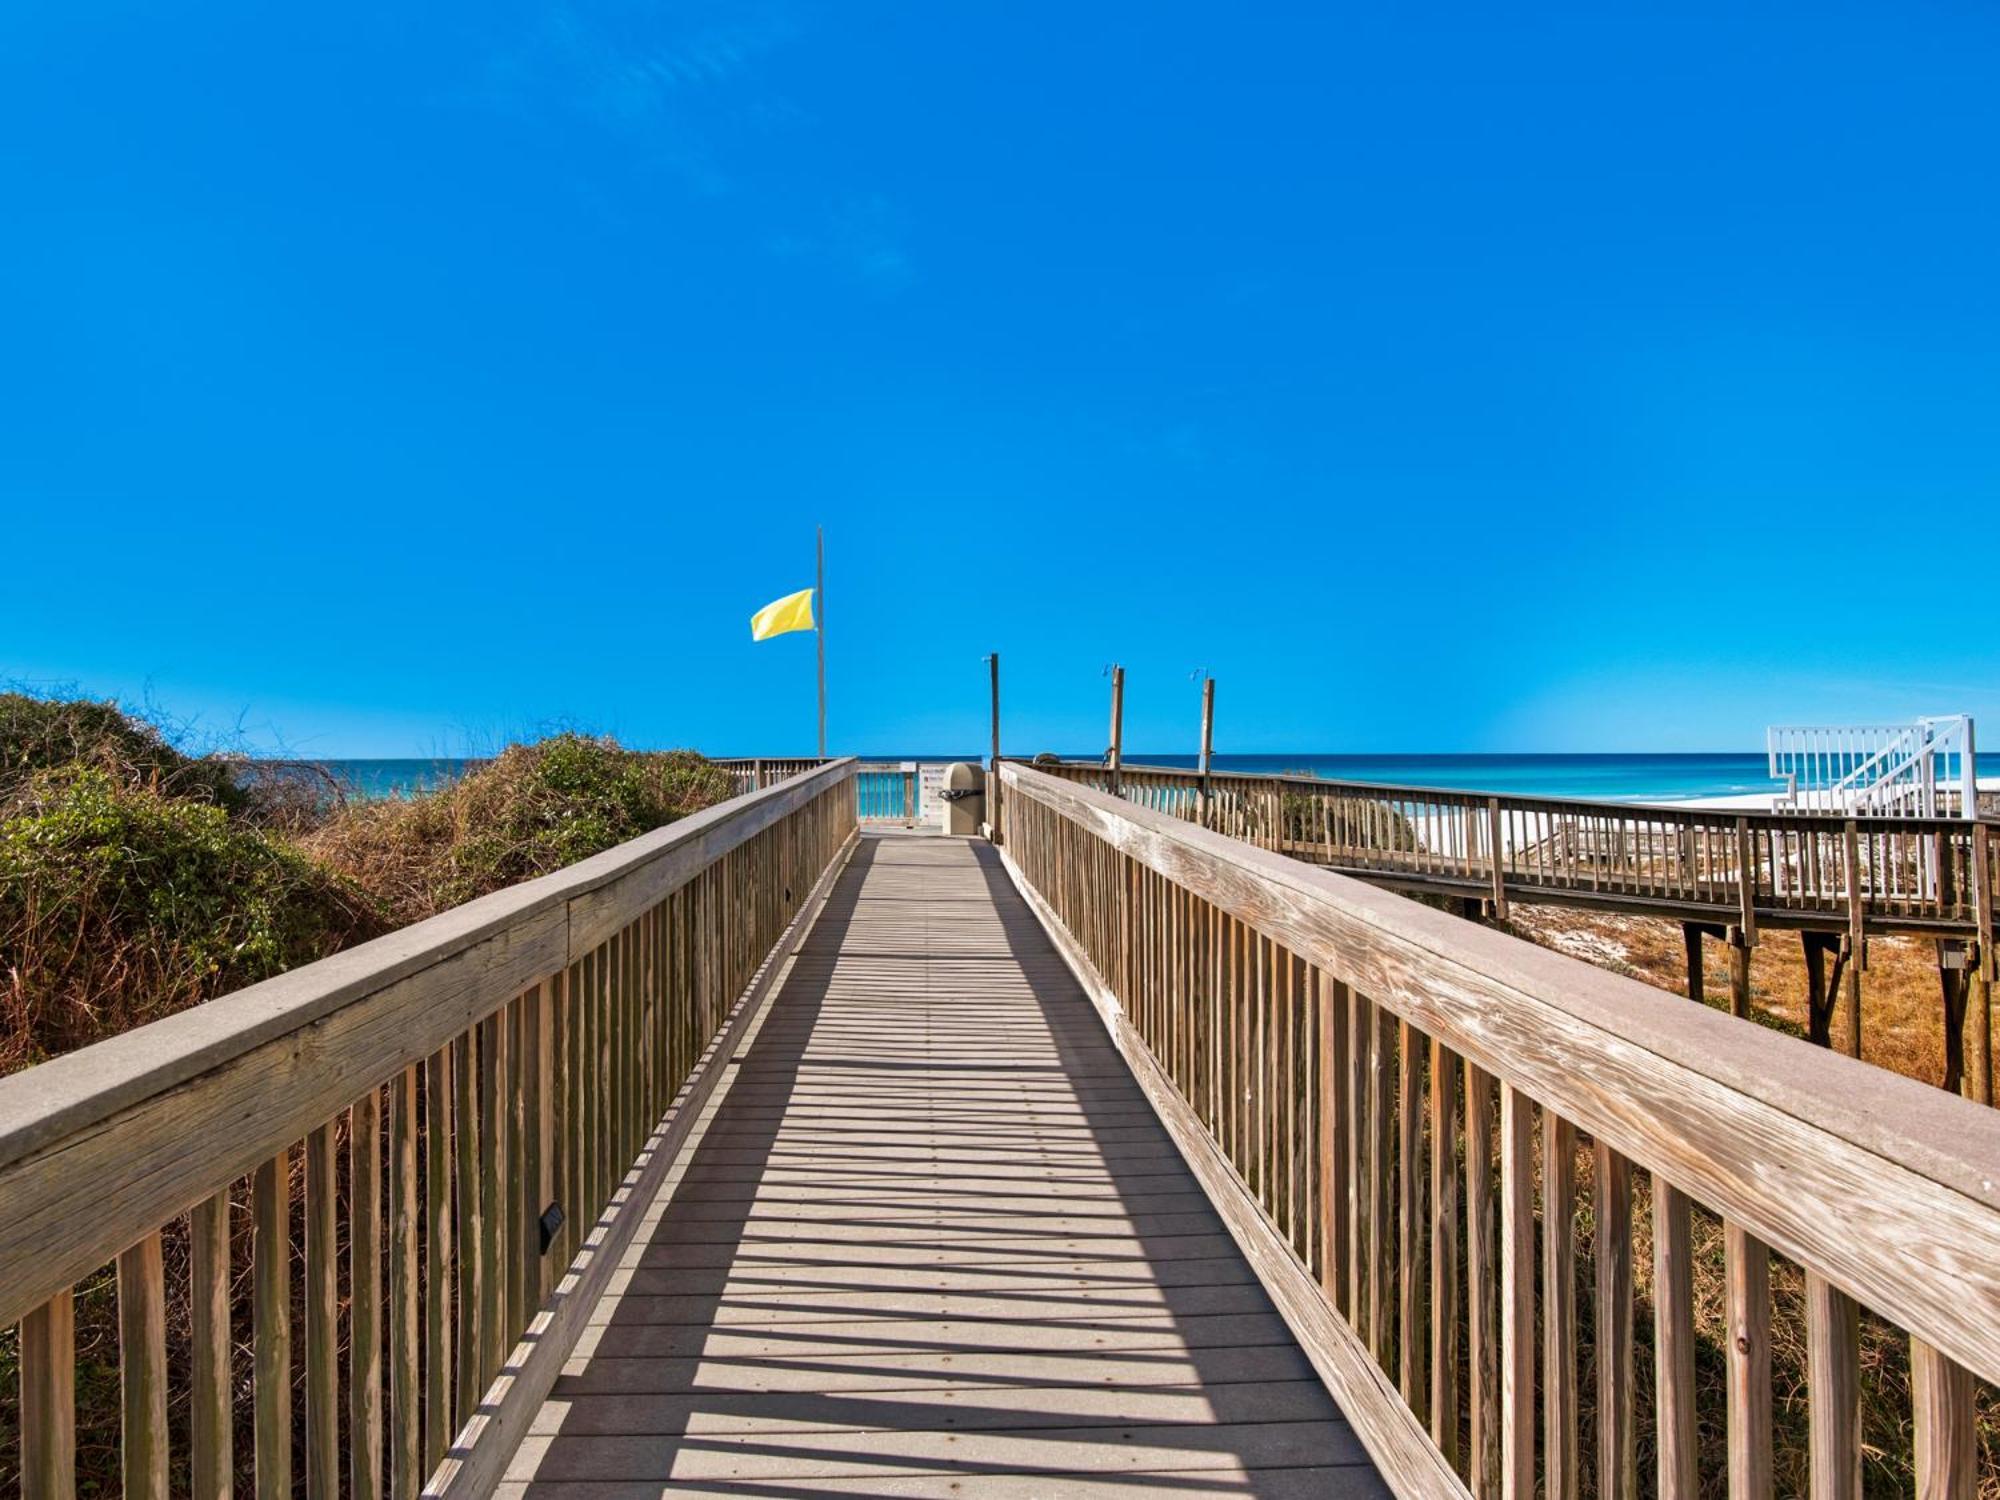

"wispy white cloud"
[769,194,914,292]
[448,3,914,288]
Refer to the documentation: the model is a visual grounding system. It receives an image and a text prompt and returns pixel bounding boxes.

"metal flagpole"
[816,526,827,758]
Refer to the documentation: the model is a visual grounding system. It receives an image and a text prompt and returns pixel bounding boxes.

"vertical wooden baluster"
[189,1192,231,1500]
[507,992,527,1342]
[1725,1223,1771,1500]
[1806,1273,1861,1500]
[454,1029,480,1427]
[479,1006,505,1388]
[20,1290,77,1500]
[1654,1180,1697,1499]
[424,1045,453,1473]
[1467,1065,1500,1499]
[1499,1085,1535,1500]
[116,1233,168,1500]
[1367,999,1393,1363]
[305,1122,339,1500]
[1400,1017,1426,1419]
[1347,985,1367,1331]
[391,1067,421,1500]
[1911,1339,1975,1500]
[560,962,579,1267]
[522,982,547,1309]
[1320,974,1350,1314]
[1430,1041,1460,1467]
[1544,1113,1578,1500]
[1594,1144,1635,1500]
[253,1151,292,1500]
[352,1087,384,1500]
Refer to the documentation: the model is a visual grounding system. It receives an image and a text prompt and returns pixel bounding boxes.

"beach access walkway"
[501,830,1389,1498]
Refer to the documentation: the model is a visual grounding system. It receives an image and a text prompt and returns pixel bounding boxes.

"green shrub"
[0,766,378,1070]
[0,691,247,810]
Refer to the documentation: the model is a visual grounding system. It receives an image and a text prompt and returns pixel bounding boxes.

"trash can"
[939,761,984,836]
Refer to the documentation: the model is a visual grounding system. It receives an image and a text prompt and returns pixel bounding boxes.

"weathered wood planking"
[1045,757,1997,941]
[1001,762,2000,1387]
[507,831,1393,1498]
[0,759,857,1329]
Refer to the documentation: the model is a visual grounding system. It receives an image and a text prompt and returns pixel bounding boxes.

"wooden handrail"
[0,760,860,1498]
[1039,758,1998,941]
[999,760,2000,1495]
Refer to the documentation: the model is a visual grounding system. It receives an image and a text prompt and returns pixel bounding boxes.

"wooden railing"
[712,758,958,826]
[711,756,826,796]
[0,760,858,1500]
[998,761,2000,1498]
[1041,759,1999,941]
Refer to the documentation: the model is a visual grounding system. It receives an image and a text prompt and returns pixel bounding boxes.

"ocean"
[312,752,1806,805]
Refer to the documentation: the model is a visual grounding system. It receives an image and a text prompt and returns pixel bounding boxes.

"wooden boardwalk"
[503,830,1387,1498]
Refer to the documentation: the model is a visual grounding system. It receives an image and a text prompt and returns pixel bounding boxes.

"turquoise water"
[311,752,1816,805]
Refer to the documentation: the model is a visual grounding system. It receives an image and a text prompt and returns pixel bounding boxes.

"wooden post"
[1938,941,1970,1096]
[1108,665,1125,796]
[1682,923,1705,1006]
[1974,823,1995,1106]
[1197,677,1215,827]
[751,757,764,791]
[815,525,826,759]
[1844,820,1865,1058]
[1727,925,1753,1020]
[1487,798,1507,919]
[988,652,1001,839]
[1734,816,1759,945]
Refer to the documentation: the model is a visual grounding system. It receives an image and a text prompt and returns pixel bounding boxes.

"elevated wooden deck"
[503,831,1386,1497]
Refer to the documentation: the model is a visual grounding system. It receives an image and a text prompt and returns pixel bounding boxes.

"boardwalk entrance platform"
[504,831,1388,1498]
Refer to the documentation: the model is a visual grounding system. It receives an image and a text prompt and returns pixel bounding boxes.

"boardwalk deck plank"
[508,832,1388,1498]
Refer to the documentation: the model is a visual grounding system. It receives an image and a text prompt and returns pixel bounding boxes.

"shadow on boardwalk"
[504,831,1388,1498]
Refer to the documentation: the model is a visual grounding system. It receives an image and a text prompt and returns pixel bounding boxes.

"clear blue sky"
[4,3,1996,758]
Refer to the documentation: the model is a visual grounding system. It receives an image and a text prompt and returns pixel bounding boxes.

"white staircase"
[1767,715,1978,817]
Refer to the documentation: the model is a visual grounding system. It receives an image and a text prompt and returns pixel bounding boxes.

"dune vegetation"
[0,693,736,1075]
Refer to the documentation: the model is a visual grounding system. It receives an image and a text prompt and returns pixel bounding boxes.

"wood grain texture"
[189,1191,232,1500]
[1542,1112,1578,1500]
[1653,1179,1697,1500]
[1593,1143,1635,1500]
[424,825,860,1500]
[1003,838,1449,1497]
[1429,1040,1460,1468]
[0,762,859,1331]
[1725,1223,1772,1500]
[390,1067,421,1500]
[1466,1065,1500,1500]
[1000,764,2000,1386]
[1911,1338,1976,1500]
[353,1086,385,1500]
[116,1232,168,1500]
[1498,1085,1535,1500]
[1806,1272,1861,1500]
[19,1290,76,1500]
[305,1122,338,1500]
[253,1152,291,1500]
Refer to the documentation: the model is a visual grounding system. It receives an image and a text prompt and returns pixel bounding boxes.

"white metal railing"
[1768,716,1978,817]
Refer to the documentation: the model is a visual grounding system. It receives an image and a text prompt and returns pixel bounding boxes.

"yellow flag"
[750,587,816,641]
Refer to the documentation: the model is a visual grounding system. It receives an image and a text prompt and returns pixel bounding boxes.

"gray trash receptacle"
[940,761,984,836]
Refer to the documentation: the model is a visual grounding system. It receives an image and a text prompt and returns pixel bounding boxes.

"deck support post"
[1681,923,1705,1006]
[1938,940,1971,1096]
[1726,925,1753,1019]
[1801,931,1842,1047]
